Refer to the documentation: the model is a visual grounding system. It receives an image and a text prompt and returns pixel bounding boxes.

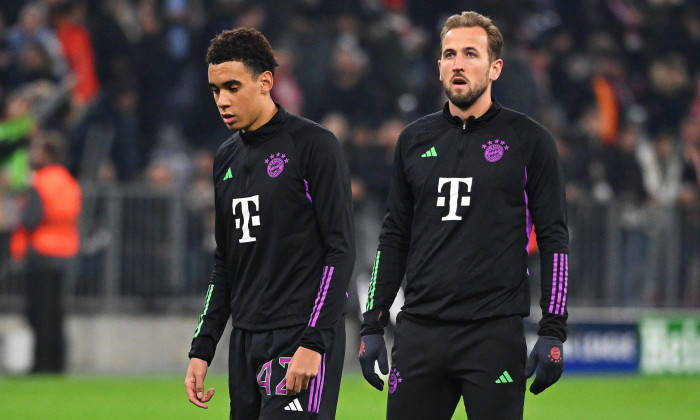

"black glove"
[358,334,389,390]
[525,336,564,395]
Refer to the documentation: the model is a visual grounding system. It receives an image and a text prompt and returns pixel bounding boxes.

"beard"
[443,70,490,110]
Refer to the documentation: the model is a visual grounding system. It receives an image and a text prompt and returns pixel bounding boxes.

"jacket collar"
[442,96,502,130]
[239,104,288,144]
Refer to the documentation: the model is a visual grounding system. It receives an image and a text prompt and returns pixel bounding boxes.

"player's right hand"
[358,334,389,391]
[185,357,216,409]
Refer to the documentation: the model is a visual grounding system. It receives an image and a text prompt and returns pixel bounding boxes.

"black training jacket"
[189,105,355,363]
[363,100,569,341]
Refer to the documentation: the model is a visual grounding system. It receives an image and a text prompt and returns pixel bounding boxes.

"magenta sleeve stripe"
[311,267,334,326]
[307,376,317,412]
[524,167,534,251]
[549,254,559,313]
[313,354,326,413]
[309,267,334,327]
[304,179,313,203]
[554,254,564,315]
[555,254,568,315]
[560,254,569,315]
[308,355,326,413]
[548,253,569,315]
[308,267,329,326]
[318,354,327,412]
[312,355,321,413]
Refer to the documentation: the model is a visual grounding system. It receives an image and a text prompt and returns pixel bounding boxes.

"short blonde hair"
[440,11,503,62]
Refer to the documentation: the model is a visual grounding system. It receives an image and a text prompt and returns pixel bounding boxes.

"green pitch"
[0,373,697,419]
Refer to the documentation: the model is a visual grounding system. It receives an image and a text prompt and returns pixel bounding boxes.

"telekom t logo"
[436,177,472,221]
[232,195,260,243]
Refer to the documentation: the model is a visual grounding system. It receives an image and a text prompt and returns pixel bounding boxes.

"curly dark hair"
[206,28,278,77]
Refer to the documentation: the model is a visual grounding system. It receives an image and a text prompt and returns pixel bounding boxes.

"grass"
[0,373,698,419]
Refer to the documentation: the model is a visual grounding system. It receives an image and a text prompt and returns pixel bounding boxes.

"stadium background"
[0,0,699,418]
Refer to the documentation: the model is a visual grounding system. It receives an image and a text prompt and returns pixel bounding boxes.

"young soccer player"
[185,28,355,419]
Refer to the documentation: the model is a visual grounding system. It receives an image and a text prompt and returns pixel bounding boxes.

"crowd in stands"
[1,0,699,307]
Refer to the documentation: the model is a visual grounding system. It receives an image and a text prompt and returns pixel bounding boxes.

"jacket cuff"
[361,307,390,336]
[538,313,567,342]
[300,324,337,354]
[189,337,215,365]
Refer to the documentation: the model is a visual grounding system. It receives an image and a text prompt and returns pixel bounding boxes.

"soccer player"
[185,28,355,419]
[358,11,569,420]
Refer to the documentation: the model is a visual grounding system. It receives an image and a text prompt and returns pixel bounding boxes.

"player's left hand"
[525,336,564,395]
[285,346,321,394]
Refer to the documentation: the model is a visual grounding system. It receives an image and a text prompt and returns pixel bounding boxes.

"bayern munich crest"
[265,152,289,178]
[548,346,562,363]
[482,139,509,162]
[388,368,402,394]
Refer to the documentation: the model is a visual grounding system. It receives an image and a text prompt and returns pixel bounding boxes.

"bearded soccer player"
[185,28,354,419]
[359,11,569,420]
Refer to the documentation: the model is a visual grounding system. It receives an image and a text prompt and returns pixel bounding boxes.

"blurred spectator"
[605,124,649,207]
[646,52,692,135]
[0,10,16,91]
[274,6,332,106]
[639,128,684,206]
[680,118,700,200]
[149,122,193,188]
[7,2,67,80]
[547,28,595,124]
[591,50,629,147]
[554,133,591,205]
[87,0,137,87]
[133,0,169,144]
[678,117,700,306]
[185,148,215,291]
[70,80,143,181]
[9,129,81,372]
[638,128,685,305]
[308,14,388,125]
[53,0,99,106]
[603,123,650,305]
[362,8,415,113]
[121,157,174,308]
[374,116,402,199]
[12,40,59,86]
[270,46,304,115]
[569,104,611,203]
[0,89,34,191]
[690,72,700,121]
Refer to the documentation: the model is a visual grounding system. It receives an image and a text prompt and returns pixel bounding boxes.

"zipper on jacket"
[454,119,470,172]
[243,147,251,191]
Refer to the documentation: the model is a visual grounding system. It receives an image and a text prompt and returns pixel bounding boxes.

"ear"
[259,71,274,94]
[437,59,442,81]
[490,59,503,81]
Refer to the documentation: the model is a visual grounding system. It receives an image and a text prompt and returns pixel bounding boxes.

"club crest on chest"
[482,139,509,162]
[265,152,289,178]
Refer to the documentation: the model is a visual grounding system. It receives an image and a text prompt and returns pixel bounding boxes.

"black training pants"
[387,313,526,420]
[228,317,345,420]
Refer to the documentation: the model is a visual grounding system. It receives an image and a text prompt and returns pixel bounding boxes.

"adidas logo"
[495,371,513,383]
[421,146,437,157]
[223,168,232,181]
[284,398,303,412]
